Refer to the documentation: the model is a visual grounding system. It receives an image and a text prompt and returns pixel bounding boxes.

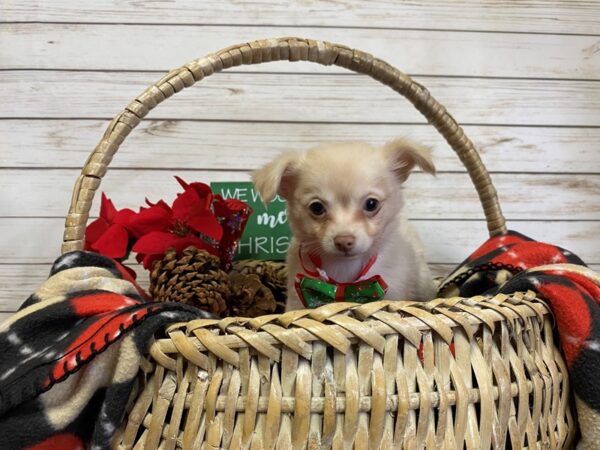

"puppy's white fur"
[252,140,437,311]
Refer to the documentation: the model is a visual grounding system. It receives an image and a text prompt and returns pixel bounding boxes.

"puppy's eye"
[308,201,326,216]
[364,198,380,213]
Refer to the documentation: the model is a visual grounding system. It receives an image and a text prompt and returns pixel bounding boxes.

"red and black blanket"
[0,252,212,449]
[0,231,598,448]
[439,230,600,448]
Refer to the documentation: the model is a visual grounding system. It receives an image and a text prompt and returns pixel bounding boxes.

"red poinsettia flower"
[133,231,217,269]
[127,199,172,238]
[171,177,222,240]
[131,178,224,269]
[85,193,135,260]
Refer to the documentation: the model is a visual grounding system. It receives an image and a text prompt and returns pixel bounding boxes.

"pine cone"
[227,273,277,317]
[231,260,287,312]
[149,247,229,315]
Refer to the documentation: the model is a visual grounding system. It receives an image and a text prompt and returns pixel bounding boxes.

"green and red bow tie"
[295,249,388,308]
[294,273,388,308]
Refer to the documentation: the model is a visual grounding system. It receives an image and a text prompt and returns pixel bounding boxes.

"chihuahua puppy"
[252,139,437,311]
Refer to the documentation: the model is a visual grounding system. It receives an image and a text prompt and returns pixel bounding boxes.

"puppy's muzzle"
[334,235,356,252]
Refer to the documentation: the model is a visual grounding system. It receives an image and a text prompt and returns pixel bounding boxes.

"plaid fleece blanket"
[0,231,598,448]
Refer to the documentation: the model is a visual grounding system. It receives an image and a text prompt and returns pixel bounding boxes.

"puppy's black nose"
[334,235,356,252]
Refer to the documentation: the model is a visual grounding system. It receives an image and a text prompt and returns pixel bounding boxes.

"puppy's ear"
[252,151,302,204]
[383,138,436,183]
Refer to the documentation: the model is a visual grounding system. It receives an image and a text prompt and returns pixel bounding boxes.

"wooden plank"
[3,0,600,34]
[3,24,600,79]
[2,262,599,313]
[1,169,598,220]
[3,71,599,126]
[0,218,597,265]
[0,263,152,312]
[0,263,151,312]
[0,264,51,311]
[2,119,599,173]
[0,262,445,312]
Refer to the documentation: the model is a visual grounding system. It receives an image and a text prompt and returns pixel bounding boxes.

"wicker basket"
[61,38,576,449]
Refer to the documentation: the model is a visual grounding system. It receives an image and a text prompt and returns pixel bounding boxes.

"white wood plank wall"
[1,1,599,320]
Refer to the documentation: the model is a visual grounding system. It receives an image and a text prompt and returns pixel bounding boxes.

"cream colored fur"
[252,139,437,311]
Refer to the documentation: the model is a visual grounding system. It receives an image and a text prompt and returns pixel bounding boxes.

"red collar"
[298,247,378,284]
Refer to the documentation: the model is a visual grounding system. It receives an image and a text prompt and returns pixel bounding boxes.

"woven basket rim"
[147,292,549,371]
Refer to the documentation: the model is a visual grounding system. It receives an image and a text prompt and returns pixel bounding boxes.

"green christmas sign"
[211,182,291,261]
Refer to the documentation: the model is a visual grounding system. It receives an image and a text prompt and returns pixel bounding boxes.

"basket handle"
[62,37,506,254]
